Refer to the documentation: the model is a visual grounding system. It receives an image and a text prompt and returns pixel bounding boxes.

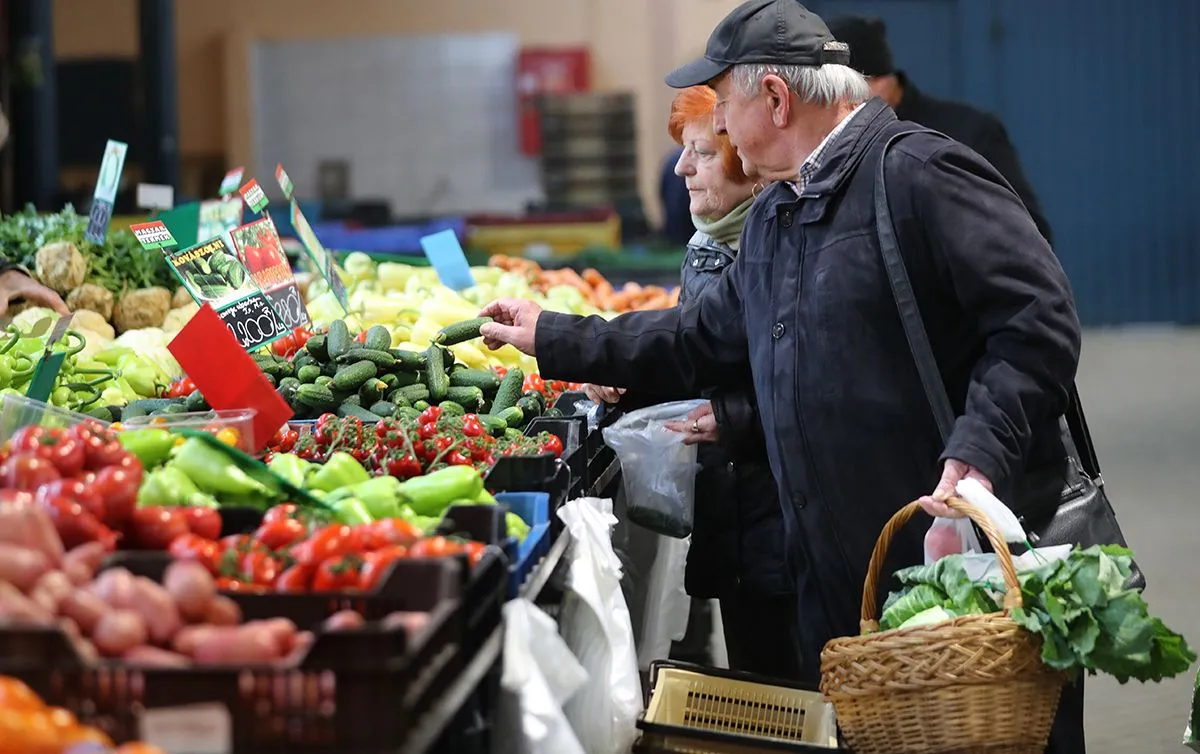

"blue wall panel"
[813,0,1200,325]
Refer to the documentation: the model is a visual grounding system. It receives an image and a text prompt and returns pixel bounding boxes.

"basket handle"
[860,496,1023,634]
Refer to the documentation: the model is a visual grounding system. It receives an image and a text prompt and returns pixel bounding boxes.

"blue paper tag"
[419,230,476,291]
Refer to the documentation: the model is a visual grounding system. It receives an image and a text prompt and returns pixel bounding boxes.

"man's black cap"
[826,15,895,77]
[665,0,850,89]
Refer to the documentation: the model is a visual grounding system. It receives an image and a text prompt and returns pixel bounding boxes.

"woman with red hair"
[584,86,801,679]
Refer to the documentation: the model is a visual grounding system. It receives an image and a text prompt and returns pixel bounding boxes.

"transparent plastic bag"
[601,400,705,538]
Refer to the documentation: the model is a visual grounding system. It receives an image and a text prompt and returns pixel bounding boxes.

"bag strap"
[872,130,1103,480]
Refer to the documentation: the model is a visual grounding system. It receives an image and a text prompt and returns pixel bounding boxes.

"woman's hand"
[918,459,992,518]
[664,402,719,444]
[582,384,625,404]
[0,270,69,317]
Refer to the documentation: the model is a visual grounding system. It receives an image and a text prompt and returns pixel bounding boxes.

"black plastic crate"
[485,458,571,536]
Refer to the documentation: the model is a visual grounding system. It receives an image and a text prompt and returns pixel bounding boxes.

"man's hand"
[919,458,992,517]
[479,298,543,356]
[664,402,719,445]
[0,271,69,317]
[582,384,625,404]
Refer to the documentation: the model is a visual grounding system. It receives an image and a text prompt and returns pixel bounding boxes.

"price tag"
[166,237,287,351]
[130,220,177,250]
[139,702,232,754]
[218,166,245,197]
[230,216,311,331]
[275,163,294,201]
[136,182,175,211]
[24,352,66,404]
[420,229,476,291]
[239,179,269,215]
[168,304,294,451]
[289,199,349,312]
[85,139,128,244]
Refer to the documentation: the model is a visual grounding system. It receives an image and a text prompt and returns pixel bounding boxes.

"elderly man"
[479,0,1084,750]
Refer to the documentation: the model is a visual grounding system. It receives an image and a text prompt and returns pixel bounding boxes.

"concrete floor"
[1074,328,1200,753]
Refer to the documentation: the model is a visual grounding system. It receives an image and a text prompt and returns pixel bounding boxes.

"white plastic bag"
[557,497,643,754]
[493,600,588,754]
[636,534,691,670]
[602,400,706,538]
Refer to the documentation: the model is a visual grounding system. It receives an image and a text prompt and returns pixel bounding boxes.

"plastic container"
[494,491,552,598]
[122,408,257,452]
[0,393,110,441]
[637,661,843,753]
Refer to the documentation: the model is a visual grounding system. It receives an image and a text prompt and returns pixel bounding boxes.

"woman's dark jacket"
[617,230,793,600]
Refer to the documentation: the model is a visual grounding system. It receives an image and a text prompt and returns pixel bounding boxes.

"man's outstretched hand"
[479,298,543,356]
[919,458,992,517]
[0,270,69,317]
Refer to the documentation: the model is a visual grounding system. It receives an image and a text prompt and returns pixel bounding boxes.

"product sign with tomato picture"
[230,216,311,332]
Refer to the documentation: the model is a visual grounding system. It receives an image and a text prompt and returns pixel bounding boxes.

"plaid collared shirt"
[789,102,868,196]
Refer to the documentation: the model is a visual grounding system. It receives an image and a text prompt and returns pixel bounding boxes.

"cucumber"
[449,367,501,394]
[254,356,290,379]
[437,401,466,417]
[542,407,564,418]
[369,401,397,417]
[522,389,546,410]
[424,345,449,402]
[341,393,361,407]
[435,316,492,346]
[292,351,316,370]
[305,334,328,361]
[336,348,396,369]
[363,325,392,351]
[390,394,412,410]
[321,360,339,378]
[495,405,524,428]
[296,383,336,409]
[379,373,399,390]
[389,349,427,372]
[359,378,387,405]
[326,320,352,360]
[446,386,485,412]
[491,367,524,413]
[479,414,508,437]
[278,378,301,404]
[315,375,334,389]
[297,364,322,384]
[185,389,209,412]
[86,406,116,422]
[392,383,431,404]
[337,403,382,422]
[123,398,175,419]
[332,360,378,392]
[395,406,421,422]
[503,427,522,441]
[392,371,420,388]
[515,395,542,419]
[412,401,430,412]
[262,373,277,388]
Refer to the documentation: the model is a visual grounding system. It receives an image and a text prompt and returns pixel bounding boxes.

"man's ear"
[761,74,792,128]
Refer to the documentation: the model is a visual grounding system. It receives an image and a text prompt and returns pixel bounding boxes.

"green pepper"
[331,496,373,526]
[307,451,371,494]
[94,346,134,367]
[53,331,87,359]
[505,511,531,542]
[10,356,35,386]
[119,428,177,468]
[66,382,102,410]
[0,357,12,390]
[173,437,270,497]
[11,336,46,359]
[397,465,485,517]
[50,386,71,406]
[267,453,312,488]
[345,476,403,520]
[138,465,219,508]
[475,487,496,504]
[0,329,20,356]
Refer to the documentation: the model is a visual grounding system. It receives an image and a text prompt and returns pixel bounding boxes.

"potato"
[72,637,99,664]
[129,577,182,645]
[30,570,74,614]
[323,610,366,632]
[381,610,430,638]
[91,568,136,608]
[191,626,279,665]
[0,581,53,623]
[92,610,148,657]
[59,588,110,634]
[66,284,115,322]
[163,560,215,622]
[0,542,52,592]
[254,618,298,655]
[58,616,81,640]
[202,594,242,626]
[280,630,315,667]
[0,496,65,567]
[123,645,191,668]
[63,542,107,582]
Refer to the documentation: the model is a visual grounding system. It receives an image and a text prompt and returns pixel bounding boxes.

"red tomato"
[447,450,471,466]
[129,507,191,550]
[263,503,301,524]
[2,454,60,491]
[168,533,222,573]
[408,536,465,560]
[37,495,111,550]
[45,435,85,477]
[34,478,105,522]
[183,507,222,540]
[241,550,280,586]
[79,429,128,470]
[164,377,196,399]
[275,563,315,593]
[360,518,422,550]
[461,416,484,438]
[255,518,307,550]
[522,373,546,394]
[311,554,363,591]
[417,422,438,441]
[463,541,488,567]
[91,466,139,527]
[221,533,256,554]
[384,452,422,479]
[418,406,441,425]
[358,546,408,591]
[290,524,355,567]
[540,434,564,458]
[216,577,268,594]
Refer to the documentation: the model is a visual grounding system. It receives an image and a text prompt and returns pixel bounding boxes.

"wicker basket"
[819,496,1066,754]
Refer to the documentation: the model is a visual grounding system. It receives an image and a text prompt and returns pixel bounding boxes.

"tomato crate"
[525,415,586,487]
[485,457,571,536]
[432,506,509,654]
[438,491,553,599]
[0,581,464,752]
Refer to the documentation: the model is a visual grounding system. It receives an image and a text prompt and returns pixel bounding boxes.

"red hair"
[666,86,748,183]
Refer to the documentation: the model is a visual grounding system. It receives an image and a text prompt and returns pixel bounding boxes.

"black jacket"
[894,73,1053,245]
[535,98,1081,647]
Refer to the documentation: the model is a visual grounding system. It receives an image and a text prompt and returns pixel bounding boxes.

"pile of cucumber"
[254,318,559,432]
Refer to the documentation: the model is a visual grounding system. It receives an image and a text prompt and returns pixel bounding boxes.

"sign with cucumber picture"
[166,237,287,351]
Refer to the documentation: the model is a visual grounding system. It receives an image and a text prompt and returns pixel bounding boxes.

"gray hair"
[731,63,871,107]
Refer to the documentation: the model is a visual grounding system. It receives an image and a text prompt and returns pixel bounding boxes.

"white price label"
[139,703,232,754]
[137,183,175,210]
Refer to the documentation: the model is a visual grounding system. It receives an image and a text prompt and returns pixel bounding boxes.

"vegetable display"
[490,253,680,311]
[0,674,165,753]
[877,546,1195,683]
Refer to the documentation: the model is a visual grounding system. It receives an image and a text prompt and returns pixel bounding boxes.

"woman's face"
[674,121,755,221]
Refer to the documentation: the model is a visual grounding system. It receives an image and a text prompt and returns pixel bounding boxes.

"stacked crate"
[537,92,638,212]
